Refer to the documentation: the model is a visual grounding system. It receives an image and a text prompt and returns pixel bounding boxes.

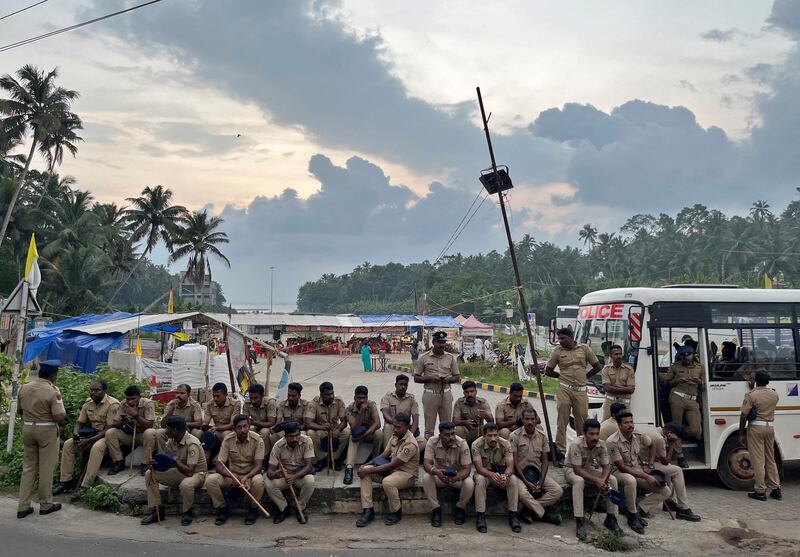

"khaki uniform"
[142,397,204,464]
[494,396,532,439]
[204,431,266,508]
[414,351,459,437]
[599,417,618,441]
[741,386,780,494]
[607,430,669,513]
[59,394,119,483]
[265,434,316,511]
[145,432,206,512]
[380,390,425,452]
[601,363,635,420]
[640,427,691,509]
[564,436,619,518]
[423,435,474,509]
[17,377,65,512]
[547,344,599,452]
[360,430,419,512]
[305,396,349,463]
[104,398,156,464]
[243,398,278,454]
[273,399,308,445]
[451,396,492,446]
[471,436,521,512]
[345,400,382,466]
[509,427,563,515]
[662,362,704,439]
[203,398,240,444]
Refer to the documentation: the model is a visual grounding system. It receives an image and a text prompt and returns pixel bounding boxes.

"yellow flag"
[173,332,189,342]
[135,335,142,357]
[764,273,773,289]
[24,234,39,278]
[167,288,174,313]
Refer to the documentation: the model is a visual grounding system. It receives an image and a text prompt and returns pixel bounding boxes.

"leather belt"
[424,386,451,393]
[750,420,774,427]
[559,382,587,392]
[605,396,630,403]
[672,391,697,401]
[23,421,56,426]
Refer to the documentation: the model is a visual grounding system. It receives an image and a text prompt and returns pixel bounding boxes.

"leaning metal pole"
[476,86,557,463]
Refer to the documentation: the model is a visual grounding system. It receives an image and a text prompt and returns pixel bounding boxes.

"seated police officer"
[265,421,315,525]
[422,421,474,528]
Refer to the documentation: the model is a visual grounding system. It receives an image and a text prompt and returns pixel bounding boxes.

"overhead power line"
[0,0,48,22]
[0,0,163,53]
[434,189,490,265]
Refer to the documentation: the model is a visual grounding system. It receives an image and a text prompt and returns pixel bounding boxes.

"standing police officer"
[601,345,635,420]
[414,331,460,438]
[740,370,781,501]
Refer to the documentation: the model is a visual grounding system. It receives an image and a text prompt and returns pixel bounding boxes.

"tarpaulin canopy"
[460,314,493,337]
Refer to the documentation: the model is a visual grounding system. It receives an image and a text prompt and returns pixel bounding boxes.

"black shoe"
[677,456,689,469]
[334,460,344,472]
[636,508,649,527]
[17,508,33,519]
[518,507,535,524]
[295,506,308,524]
[139,464,148,477]
[108,460,125,475]
[431,506,442,527]
[273,506,291,524]
[508,511,521,533]
[675,508,701,522]
[181,509,194,526]
[53,480,76,496]
[313,461,327,472]
[748,492,767,501]
[770,488,782,501]
[627,512,645,535]
[385,509,402,526]
[214,506,230,525]
[69,489,85,503]
[454,505,466,525]
[604,514,624,535]
[663,499,679,512]
[244,508,258,525]
[140,506,165,525]
[476,512,487,533]
[576,517,587,541]
[343,466,354,485]
[556,452,565,467]
[542,510,562,525]
[40,503,62,515]
[356,507,375,527]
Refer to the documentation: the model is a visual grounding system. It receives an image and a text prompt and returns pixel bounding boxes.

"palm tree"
[578,223,597,247]
[750,200,773,223]
[41,189,98,258]
[168,210,230,290]
[0,65,80,248]
[38,112,83,172]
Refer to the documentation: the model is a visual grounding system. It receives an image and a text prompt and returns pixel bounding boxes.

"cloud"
[700,27,751,42]
[767,0,800,40]
[679,79,697,92]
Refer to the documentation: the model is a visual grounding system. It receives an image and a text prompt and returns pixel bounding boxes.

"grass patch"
[460,362,559,395]
[83,484,121,512]
[594,530,627,552]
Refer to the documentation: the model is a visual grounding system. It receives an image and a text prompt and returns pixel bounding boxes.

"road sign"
[0,280,41,315]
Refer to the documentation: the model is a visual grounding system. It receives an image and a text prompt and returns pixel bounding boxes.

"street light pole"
[268,266,275,313]
[476,86,557,464]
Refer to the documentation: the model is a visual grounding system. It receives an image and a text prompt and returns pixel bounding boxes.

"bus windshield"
[574,303,640,367]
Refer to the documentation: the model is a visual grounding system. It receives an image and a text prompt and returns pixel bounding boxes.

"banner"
[224,326,252,394]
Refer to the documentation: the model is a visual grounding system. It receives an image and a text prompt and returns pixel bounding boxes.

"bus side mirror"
[548,319,557,345]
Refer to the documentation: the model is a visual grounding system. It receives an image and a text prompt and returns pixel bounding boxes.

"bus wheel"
[717,435,755,491]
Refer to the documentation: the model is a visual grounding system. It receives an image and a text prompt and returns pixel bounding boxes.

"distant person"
[361,342,372,372]
[410,341,420,365]
[473,337,484,360]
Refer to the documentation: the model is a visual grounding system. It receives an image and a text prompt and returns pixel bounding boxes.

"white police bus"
[575,285,800,489]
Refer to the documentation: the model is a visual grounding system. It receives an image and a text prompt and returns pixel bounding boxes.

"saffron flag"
[167,288,174,313]
[24,234,41,296]
[764,272,773,289]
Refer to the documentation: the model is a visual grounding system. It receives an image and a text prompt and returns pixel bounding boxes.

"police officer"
[243,383,277,455]
[648,422,701,521]
[274,382,308,444]
[141,383,203,474]
[343,385,382,485]
[380,374,424,453]
[472,423,521,533]
[265,421,316,524]
[601,345,635,420]
[599,402,626,441]
[661,345,703,441]
[414,331,460,438]
[104,385,156,476]
[17,360,66,518]
[494,382,532,439]
[740,370,781,501]
[202,382,239,446]
[545,328,602,465]
[53,380,119,495]
[422,421,474,527]
[141,415,207,526]
[451,380,493,446]
[305,381,349,471]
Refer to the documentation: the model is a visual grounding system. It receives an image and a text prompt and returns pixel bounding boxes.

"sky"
[1,0,799,309]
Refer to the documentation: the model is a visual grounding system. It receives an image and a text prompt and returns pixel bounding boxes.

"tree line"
[0,65,231,316]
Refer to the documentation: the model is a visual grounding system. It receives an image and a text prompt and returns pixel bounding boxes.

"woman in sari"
[361,342,372,372]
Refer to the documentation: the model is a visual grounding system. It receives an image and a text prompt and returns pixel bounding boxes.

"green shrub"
[595,530,627,552]
[82,484,120,512]
[0,423,25,489]
[0,353,23,412]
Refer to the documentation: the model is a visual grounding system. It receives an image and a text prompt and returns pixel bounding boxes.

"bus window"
[577,316,631,367]
[706,329,741,380]
[740,328,797,380]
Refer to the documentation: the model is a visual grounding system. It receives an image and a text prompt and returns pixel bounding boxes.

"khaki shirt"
[277,399,308,423]
[640,426,668,459]
[566,436,610,474]
[601,363,635,397]
[380,430,420,477]
[606,430,652,470]
[18,377,65,422]
[78,394,120,430]
[113,397,156,423]
[452,396,492,426]
[494,396,532,426]
[243,398,277,424]
[414,351,459,391]
[269,434,315,469]
[203,398,239,427]
[599,417,618,441]
[219,430,265,474]
[166,398,202,424]
[546,344,598,385]
[346,400,380,428]
[664,362,704,396]
[509,427,547,469]
[424,435,471,468]
[741,386,779,422]
[305,396,347,427]
[471,436,512,469]
[380,391,419,420]
[161,432,207,472]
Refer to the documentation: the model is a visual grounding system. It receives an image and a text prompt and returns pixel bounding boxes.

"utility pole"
[476,86,557,463]
[269,266,275,313]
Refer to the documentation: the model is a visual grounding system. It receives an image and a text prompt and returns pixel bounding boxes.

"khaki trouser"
[382,424,426,455]
[655,462,690,508]
[145,468,205,512]
[105,427,155,462]
[59,437,99,482]
[265,475,315,511]
[614,470,670,513]
[422,472,475,509]
[473,473,519,513]
[517,475,564,517]
[18,424,59,512]
[360,471,416,512]
[564,468,619,518]
[308,428,349,463]
[79,438,108,488]
[346,432,381,466]
[602,398,631,421]
[748,425,779,493]
[204,473,265,508]
[556,386,588,453]
[669,392,702,439]
[422,389,453,438]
